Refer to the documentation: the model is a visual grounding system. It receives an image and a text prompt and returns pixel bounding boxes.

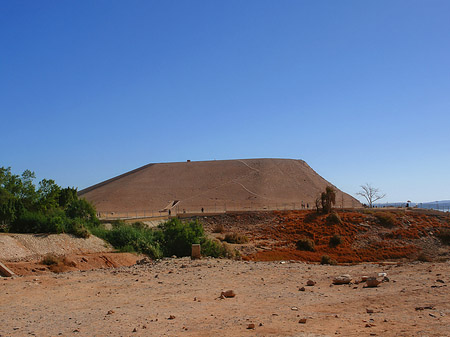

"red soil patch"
[202,209,450,262]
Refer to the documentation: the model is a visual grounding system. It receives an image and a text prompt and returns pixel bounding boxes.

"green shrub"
[296,237,315,251]
[320,255,337,265]
[326,212,342,225]
[329,234,342,247]
[223,232,248,244]
[159,218,204,257]
[437,228,450,245]
[132,221,147,229]
[374,212,396,227]
[68,220,90,238]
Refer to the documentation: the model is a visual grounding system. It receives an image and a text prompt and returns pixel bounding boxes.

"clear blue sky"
[1,1,449,203]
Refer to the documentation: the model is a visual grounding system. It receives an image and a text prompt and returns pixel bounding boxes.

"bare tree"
[356,183,386,208]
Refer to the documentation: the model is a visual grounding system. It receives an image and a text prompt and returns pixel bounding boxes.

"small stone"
[365,277,381,288]
[259,323,263,326]
[291,306,299,311]
[247,323,255,329]
[306,280,316,286]
[299,287,306,291]
[366,308,374,314]
[107,310,115,315]
[168,315,176,320]
[132,327,137,332]
[436,279,445,283]
[298,318,307,324]
[333,275,352,285]
[221,290,236,298]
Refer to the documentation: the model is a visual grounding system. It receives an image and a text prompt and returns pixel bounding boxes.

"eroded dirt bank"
[1,258,449,337]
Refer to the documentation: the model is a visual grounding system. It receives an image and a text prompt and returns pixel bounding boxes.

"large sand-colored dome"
[78,158,360,214]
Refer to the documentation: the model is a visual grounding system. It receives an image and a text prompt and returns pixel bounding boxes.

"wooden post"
[191,244,201,260]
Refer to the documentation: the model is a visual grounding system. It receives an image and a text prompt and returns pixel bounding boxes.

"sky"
[1,0,449,203]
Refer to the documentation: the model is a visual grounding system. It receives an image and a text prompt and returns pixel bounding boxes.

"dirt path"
[1,259,449,336]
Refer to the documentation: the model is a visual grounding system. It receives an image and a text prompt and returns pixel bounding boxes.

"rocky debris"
[299,286,306,291]
[291,306,299,311]
[247,323,255,329]
[168,315,176,320]
[436,279,445,283]
[106,310,115,315]
[136,258,151,265]
[220,290,236,298]
[306,280,316,286]
[366,308,374,313]
[365,277,381,288]
[132,327,137,332]
[298,318,307,324]
[332,275,352,285]
[415,305,435,311]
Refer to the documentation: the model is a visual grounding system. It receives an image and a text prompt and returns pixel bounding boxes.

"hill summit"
[79,158,360,214]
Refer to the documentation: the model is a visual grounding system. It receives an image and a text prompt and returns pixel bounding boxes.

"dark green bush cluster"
[437,228,450,245]
[296,237,315,251]
[92,218,236,259]
[329,234,342,247]
[320,255,337,265]
[0,167,99,237]
[374,212,396,228]
[223,232,248,244]
[326,212,342,225]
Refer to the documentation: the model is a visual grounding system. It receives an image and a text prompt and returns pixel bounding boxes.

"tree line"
[0,167,98,237]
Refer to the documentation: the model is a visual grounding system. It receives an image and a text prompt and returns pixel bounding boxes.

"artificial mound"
[200,209,450,263]
[78,158,360,214]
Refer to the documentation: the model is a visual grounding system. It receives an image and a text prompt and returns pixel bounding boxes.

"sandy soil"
[1,258,449,337]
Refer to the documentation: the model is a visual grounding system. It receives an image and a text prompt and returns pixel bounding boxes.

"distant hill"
[376,200,450,211]
[79,158,361,214]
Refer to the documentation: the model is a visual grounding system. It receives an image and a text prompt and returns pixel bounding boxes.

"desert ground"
[1,209,449,336]
[1,258,449,337]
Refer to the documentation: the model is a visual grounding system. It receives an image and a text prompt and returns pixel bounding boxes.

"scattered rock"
[136,258,151,265]
[220,290,236,298]
[298,318,307,324]
[366,308,374,314]
[415,306,435,311]
[299,287,306,291]
[306,280,316,286]
[132,327,137,332]
[333,275,352,285]
[247,323,255,329]
[365,277,381,288]
[106,310,115,315]
[291,306,299,311]
[436,279,445,283]
[168,315,176,320]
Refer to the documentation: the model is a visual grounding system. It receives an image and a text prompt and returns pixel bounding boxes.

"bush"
[296,237,315,251]
[68,220,90,238]
[320,255,337,265]
[374,212,396,227]
[132,221,147,230]
[326,212,342,225]
[437,228,450,245]
[41,254,59,265]
[97,224,163,259]
[417,252,432,262]
[329,234,342,247]
[159,218,205,257]
[223,232,248,244]
[201,239,239,259]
